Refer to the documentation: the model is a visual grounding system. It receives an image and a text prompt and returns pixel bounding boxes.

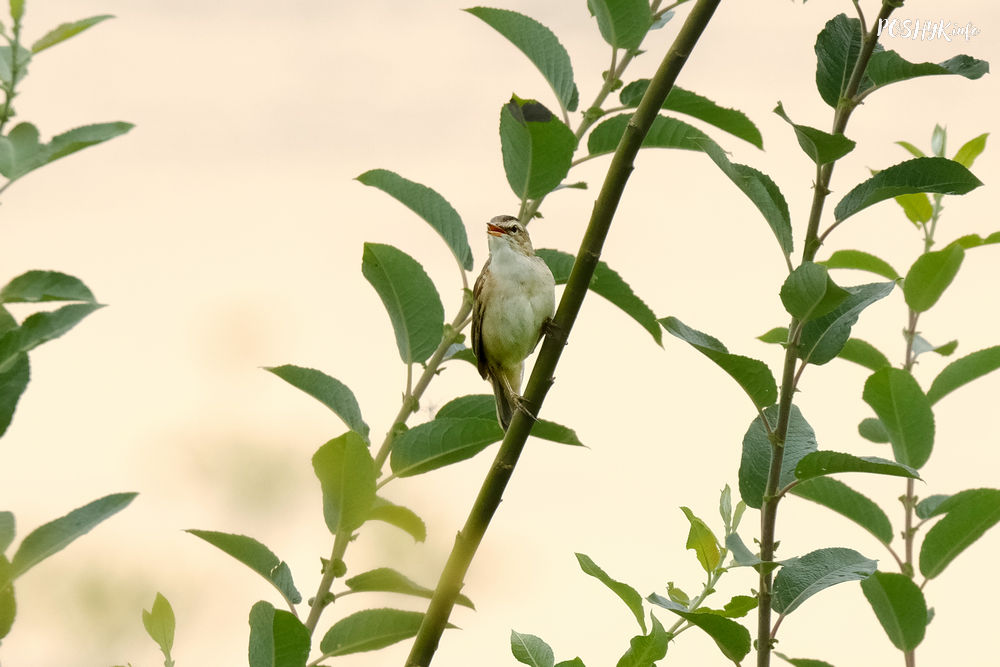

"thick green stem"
[756,4,899,666]
[403,2,722,664]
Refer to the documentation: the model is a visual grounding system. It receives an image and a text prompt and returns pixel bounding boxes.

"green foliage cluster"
[0,0,135,648]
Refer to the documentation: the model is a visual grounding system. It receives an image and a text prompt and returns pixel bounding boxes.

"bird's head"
[486,215,534,255]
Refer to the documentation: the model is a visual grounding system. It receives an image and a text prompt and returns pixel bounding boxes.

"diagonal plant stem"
[404,2,723,664]
[755,3,899,665]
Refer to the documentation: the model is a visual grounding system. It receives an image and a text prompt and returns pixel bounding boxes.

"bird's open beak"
[487,222,507,237]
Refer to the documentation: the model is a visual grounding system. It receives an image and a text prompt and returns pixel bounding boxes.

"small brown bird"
[472,215,556,430]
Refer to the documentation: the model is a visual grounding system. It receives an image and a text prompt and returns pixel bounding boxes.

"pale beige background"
[1,1,998,665]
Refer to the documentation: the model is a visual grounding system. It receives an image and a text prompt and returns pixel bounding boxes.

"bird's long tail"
[492,377,514,431]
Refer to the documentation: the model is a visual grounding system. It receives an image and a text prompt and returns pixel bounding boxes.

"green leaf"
[0,556,13,640]
[586,0,651,50]
[587,113,709,157]
[862,368,934,469]
[9,492,136,579]
[0,512,13,552]
[931,124,947,158]
[361,242,444,364]
[248,601,309,667]
[185,530,301,605]
[820,249,901,281]
[142,593,176,659]
[556,660,587,667]
[0,302,104,373]
[927,346,1000,404]
[0,122,134,182]
[0,351,29,437]
[775,653,836,667]
[795,451,919,482]
[345,568,474,609]
[771,547,877,615]
[798,281,895,366]
[0,271,95,303]
[860,571,927,652]
[356,169,473,271]
[791,477,893,544]
[858,417,889,444]
[615,615,670,667]
[903,245,965,313]
[945,231,1000,250]
[660,316,777,411]
[867,51,989,89]
[367,496,427,542]
[834,158,982,223]
[319,608,433,657]
[951,132,988,168]
[779,262,849,322]
[920,489,1000,579]
[389,417,501,477]
[312,432,376,534]
[576,553,646,633]
[836,338,891,372]
[619,82,762,148]
[815,14,876,107]
[8,0,23,22]
[680,507,720,572]
[773,102,855,164]
[647,596,751,662]
[915,494,950,520]
[757,327,787,345]
[702,595,758,619]
[31,15,114,54]
[537,248,660,345]
[896,140,925,158]
[465,8,578,113]
[264,365,370,443]
[435,394,584,446]
[500,95,577,200]
[511,630,555,667]
[740,405,817,509]
[699,139,792,259]
[894,192,933,224]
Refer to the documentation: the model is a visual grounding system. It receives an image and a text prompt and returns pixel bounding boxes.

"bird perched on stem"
[472,215,556,430]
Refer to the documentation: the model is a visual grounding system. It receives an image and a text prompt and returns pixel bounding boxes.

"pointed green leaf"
[927,345,1000,405]
[511,630,555,667]
[931,124,948,157]
[0,556,13,640]
[791,477,893,544]
[946,231,1000,250]
[834,157,982,223]
[367,496,426,542]
[248,601,309,667]
[661,316,777,411]
[615,615,669,667]
[141,593,176,658]
[798,281,895,366]
[896,140,925,158]
[867,51,989,89]
[10,492,136,579]
[390,417,499,477]
[361,242,444,364]
[345,568,474,609]
[773,102,855,164]
[836,338,891,372]
[186,530,302,605]
[538,248,660,345]
[264,365,369,442]
[0,302,104,373]
[680,507,720,572]
[920,489,1000,579]
[740,405,817,509]
[780,262,849,322]
[0,271,95,303]
[863,368,934,469]
[858,417,889,444]
[500,95,576,200]
[31,15,114,54]
[587,113,709,157]
[821,249,901,281]
[903,245,964,313]
[952,132,988,168]
[312,432,376,534]
[699,139,792,258]
[586,0,651,51]
[915,494,950,520]
[795,451,919,482]
[775,652,836,667]
[757,327,787,345]
[435,394,584,446]
[647,596,751,662]
[356,169,473,270]
[465,8,578,113]
[772,547,877,615]
[0,352,29,437]
[894,192,933,224]
[0,512,13,552]
[576,553,646,633]
[319,608,434,657]
[815,14,876,107]
[620,82,762,148]
[556,660,587,667]
[860,571,927,651]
